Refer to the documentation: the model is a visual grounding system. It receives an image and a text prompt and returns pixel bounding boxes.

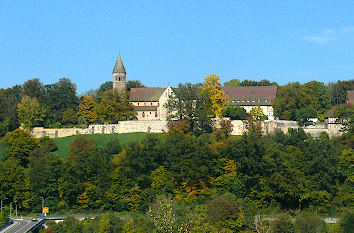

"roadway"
[0,218,43,233]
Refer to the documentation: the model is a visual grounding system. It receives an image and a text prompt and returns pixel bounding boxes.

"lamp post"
[39,196,44,216]
[15,201,17,217]
[10,202,14,219]
[0,197,6,213]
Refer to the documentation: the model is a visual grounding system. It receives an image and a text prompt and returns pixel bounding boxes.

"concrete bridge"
[0,217,45,233]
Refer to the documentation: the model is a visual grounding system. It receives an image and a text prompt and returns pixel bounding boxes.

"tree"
[0,86,22,133]
[207,193,244,232]
[250,106,267,121]
[22,78,45,102]
[296,106,317,126]
[222,105,248,120]
[62,108,78,125]
[327,80,354,106]
[96,90,136,123]
[6,128,39,166]
[127,80,145,91]
[148,195,177,233]
[202,74,229,117]
[0,158,31,209]
[96,81,113,103]
[98,214,112,233]
[302,81,330,114]
[273,82,311,120]
[224,79,241,87]
[17,96,47,129]
[166,83,214,135]
[78,96,98,124]
[44,78,79,122]
[294,215,327,233]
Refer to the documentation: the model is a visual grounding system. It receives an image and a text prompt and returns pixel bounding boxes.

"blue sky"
[0,0,353,93]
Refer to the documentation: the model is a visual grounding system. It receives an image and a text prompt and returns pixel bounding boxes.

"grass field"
[0,133,157,161]
[53,133,154,158]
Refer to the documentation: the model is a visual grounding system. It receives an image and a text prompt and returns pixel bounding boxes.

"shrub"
[338,210,354,233]
[271,213,294,233]
[294,215,327,233]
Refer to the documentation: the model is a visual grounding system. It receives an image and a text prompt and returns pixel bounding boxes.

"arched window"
[142,112,145,118]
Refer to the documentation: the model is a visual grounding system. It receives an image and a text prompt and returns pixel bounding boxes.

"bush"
[338,210,354,233]
[271,213,294,233]
[222,106,248,120]
[294,215,327,233]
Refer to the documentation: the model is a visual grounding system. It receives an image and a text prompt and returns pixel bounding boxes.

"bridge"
[0,217,45,233]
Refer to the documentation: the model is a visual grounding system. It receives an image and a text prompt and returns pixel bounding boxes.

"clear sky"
[0,0,353,93]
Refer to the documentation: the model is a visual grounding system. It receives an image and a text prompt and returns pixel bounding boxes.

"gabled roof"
[346,90,354,104]
[130,88,166,101]
[113,53,126,74]
[222,86,277,106]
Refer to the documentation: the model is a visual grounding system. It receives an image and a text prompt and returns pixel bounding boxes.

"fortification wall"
[31,120,342,138]
[32,121,168,138]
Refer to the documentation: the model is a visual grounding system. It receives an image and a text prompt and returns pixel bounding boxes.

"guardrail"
[27,216,46,232]
[0,219,14,231]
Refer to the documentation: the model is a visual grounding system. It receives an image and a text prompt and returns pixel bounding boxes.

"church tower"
[113,52,126,94]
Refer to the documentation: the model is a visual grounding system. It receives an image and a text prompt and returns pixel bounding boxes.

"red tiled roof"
[222,86,277,106]
[130,88,166,101]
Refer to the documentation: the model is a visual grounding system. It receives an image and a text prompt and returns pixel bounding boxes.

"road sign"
[42,207,49,213]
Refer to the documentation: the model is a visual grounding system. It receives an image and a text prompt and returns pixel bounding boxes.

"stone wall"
[32,121,168,138]
[31,120,342,138]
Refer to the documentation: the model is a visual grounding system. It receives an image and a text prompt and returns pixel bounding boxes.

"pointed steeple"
[113,52,126,74]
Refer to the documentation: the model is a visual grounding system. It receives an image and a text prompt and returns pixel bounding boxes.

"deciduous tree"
[202,74,229,117]
[18,96,47,129]
[78,96,98,123]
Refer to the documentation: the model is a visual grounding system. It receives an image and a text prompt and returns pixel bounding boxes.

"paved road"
[0,218,42,233]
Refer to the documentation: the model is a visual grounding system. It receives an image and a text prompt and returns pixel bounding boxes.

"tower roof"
[113,52,126,74]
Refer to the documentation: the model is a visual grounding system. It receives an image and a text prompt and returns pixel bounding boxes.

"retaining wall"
[31,120,342,138]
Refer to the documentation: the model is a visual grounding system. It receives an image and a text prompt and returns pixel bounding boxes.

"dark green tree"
[44,78,79,123]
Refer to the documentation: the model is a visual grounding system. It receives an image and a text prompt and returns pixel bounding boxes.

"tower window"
[119,77,121,81]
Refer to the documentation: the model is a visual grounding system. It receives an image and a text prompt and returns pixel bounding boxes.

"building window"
[142,112,145,118]
[151,102,153,106]
[144,102,146,106]
[150,112,151,114]
[155,112,158,117]
[138,103,140,106]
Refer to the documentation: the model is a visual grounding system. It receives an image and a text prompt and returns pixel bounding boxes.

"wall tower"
[113,52,126,94]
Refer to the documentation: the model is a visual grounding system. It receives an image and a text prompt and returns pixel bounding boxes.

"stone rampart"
[31,120,342,138]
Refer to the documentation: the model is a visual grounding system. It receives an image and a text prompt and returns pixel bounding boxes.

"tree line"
[0,111,352,232]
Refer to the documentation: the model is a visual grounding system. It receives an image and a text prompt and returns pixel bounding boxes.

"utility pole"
[10,202,14,219]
